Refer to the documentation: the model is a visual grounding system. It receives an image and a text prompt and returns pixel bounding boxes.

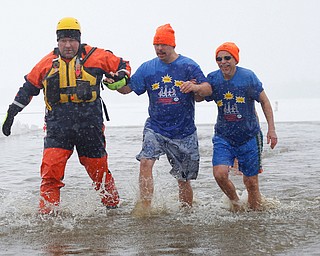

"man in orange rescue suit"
[1,17,131,214]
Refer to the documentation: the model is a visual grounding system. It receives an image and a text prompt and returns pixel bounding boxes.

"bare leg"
[139,158,155,208]
[213,165,241,211]
[243,174,262,210]
[230,158,242,176]
[178,180,193,207]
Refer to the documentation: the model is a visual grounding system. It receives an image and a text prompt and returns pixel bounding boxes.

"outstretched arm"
[2,80,40,136]
[102,74,132,95]
[259,90,278,149]
[117,85,132,94]
[180,81,212,101]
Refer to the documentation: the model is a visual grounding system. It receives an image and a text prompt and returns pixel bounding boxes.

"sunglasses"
[216,56,232,61]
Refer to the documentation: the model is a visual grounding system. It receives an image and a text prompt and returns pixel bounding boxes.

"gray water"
[0,122,319,256]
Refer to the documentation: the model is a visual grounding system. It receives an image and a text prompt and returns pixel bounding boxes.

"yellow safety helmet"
[56,17,81,32]
[56,17,81,42]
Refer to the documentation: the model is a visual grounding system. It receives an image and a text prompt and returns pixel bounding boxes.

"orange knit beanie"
[153,24,176,47]
[216,42,240,63]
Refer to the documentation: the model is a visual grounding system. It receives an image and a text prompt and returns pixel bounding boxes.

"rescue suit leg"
[79,155,120,208]
[39,148,72,214]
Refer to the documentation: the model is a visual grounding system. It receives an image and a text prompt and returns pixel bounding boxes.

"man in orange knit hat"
[104,23,212,213]
[204,42,278,211]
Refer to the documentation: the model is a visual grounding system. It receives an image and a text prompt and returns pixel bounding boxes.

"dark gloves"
[2,104,22,136]
[103,70,129,90]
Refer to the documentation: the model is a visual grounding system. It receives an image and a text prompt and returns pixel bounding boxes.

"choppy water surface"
[0,122,319,255]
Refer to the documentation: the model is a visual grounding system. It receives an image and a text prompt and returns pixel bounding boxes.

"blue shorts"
[136,128,200,181]
[212,132,263,177]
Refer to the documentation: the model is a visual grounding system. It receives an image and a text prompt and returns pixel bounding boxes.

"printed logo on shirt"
[162,74,172,83]
[157,84,179,104]
[151,74,183,105]
[219,91,246,121]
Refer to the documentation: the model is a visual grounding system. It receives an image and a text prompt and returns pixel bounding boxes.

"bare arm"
[259,90,278,149]
[117,85,132,94]
[180,81,212,101]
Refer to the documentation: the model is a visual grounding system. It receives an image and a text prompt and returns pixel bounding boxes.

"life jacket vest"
[43,44,99,110]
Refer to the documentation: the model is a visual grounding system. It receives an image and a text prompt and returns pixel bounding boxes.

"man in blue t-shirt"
[205,42,278,211]
[104,24,212,212]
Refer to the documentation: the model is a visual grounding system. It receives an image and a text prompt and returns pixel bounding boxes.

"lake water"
[0,120,319,255]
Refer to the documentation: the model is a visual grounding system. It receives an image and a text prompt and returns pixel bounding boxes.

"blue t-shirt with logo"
[206,66,263,146]
[129,55,207,139]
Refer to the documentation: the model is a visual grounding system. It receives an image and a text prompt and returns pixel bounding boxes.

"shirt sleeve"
[249,72,263,102]
[205,72,215,102]
[129,64,147,95]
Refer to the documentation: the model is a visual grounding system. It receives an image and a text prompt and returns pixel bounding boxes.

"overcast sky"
[1,0,319,126]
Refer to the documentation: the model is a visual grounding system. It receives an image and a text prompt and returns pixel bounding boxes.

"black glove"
[114,70,127,81]
[105,70,129,82]
[2,104,22,136]
[103,70,129,90]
